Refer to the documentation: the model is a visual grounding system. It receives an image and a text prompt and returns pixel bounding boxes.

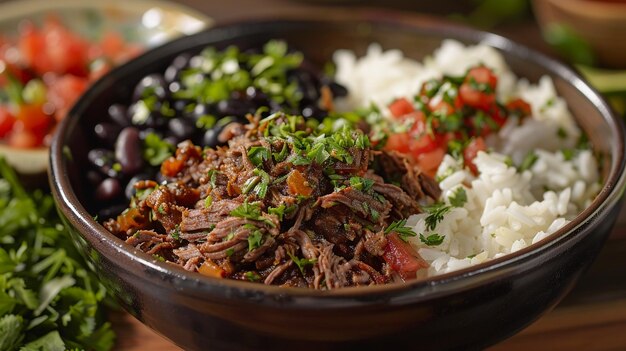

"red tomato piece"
[459,66,498,110]
[46,75,89,121]
[16,104,52,136]
[506,98,532,117]
[417,147,446,177]
[0,107,16,138]
[464,137,487,175]
[389,97,415,118]
[383,232,429,281]
[384,132,411,154]
[8,128,41,148]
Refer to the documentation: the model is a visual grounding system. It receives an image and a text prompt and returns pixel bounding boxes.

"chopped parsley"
[229,201,275,227]
[268,204,296,221]
[248,146,270,167]
[349,176,375,192]
[519,151,538,172]
[207,169,219,188]
[143,132,174,166]
[171,225,181,241]
[244,271,261,282]
[287,252,318,275]
[423,203,451,231]
[557,127,567,139]
[158,203,166,214]
[419,233,445,246]
[449,187,467,208]
[204,195,213,209]
[385,219,417,242]
[247,230,264,252]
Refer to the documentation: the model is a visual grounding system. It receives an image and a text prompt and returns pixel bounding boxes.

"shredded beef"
[106,114,440,289]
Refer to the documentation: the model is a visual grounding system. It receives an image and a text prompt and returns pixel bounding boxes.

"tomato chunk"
[389,97,414,118]
[0,107,16,138]
[459,66,498,110]
[383,232,429,281]
[464,137,486,175]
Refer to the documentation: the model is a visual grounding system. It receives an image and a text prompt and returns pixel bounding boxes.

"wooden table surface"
[90,0,625,349]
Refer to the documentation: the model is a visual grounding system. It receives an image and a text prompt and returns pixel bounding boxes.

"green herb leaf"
[385,219,417,242]
[248,146,270,167]
[423,203,451,231]
[449,187,467,208]
[287,252,317,275]
[519,151,538,172]
[420,233,445,246]
[143,133,174,166]
[247,230,264,252]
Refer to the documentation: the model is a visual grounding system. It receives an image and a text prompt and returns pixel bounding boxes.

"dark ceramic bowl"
[49,11,626,351]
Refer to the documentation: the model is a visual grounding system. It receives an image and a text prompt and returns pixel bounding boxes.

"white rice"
[334,40,600,276]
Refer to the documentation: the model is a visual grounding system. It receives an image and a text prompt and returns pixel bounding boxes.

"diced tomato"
[389,97,414,118]
[463,137,486,175]
[384,132,411,154]
[459,66,498,110]
[506,98,532,117]
[383,232,429,281]
[8,128,41,148]
[0,107,16,138]
[409,133,439,155]
[46,75,89,121]
[465,66,498,90]
[100,31,125,59]
[417,147,446,177]
[428,100,455,116]
[287,169,313,197]
[15,104,52,136]
[161,157,185,177]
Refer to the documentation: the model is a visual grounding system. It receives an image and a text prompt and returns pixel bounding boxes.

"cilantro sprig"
[0,158,115,351]
[385,219,417,242]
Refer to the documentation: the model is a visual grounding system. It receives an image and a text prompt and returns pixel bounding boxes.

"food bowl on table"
[0,0,211,177]
[49,11,626,351]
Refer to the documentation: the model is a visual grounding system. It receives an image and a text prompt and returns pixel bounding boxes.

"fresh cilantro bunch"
[0,158,115,351]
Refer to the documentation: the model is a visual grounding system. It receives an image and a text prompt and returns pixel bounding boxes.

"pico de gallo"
[0,16,142,148]
[384,66,532,176]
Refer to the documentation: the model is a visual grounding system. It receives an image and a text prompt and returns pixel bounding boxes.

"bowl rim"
[0,0,212,24]
[49,10,626,305]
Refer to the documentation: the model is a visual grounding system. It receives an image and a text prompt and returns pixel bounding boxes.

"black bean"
[88,149,114,168]
[125,173,152,200]
[217,98,254,117]
[163,136,180,146]
[202,126,222,148]
[192,103,214,120]
[168,118,195,140]
[144,111,166,129]
[115,127,144,176]
[94,122,121,146]
[133,74,167,101]
[139,128,163,140]
[302,105,325,119]
[328,82,348,98]
[165,54,191,82]
[245,86,268,104]
[86,170,104,186]
[108,104,130,126]
[173,99,193,113]
[97,203,128,220]
[95,178,122,202]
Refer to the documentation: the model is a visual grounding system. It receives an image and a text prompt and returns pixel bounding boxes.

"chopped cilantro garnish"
[349,176,375,192]
[519,151,538,172]
[158,203,166,214]
[287,252,318,275]
[385,219,417,242]
[449,187,467,208]
[562,149,574,161]
[557,127,567,139]
[244,271,262,282]
[268,204,296,221]
[143,132,174,166]
[248,146,270,167]
[171,225,181,240]
[419,233,445,246]
[423,203,451,231]
[204,196,213,209]
[273,143,289,162]
[247,230,264,252]
[207,169,219,187]
[229,201,275,227]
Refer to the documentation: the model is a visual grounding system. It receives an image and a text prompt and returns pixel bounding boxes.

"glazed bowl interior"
[49,12,626,350]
